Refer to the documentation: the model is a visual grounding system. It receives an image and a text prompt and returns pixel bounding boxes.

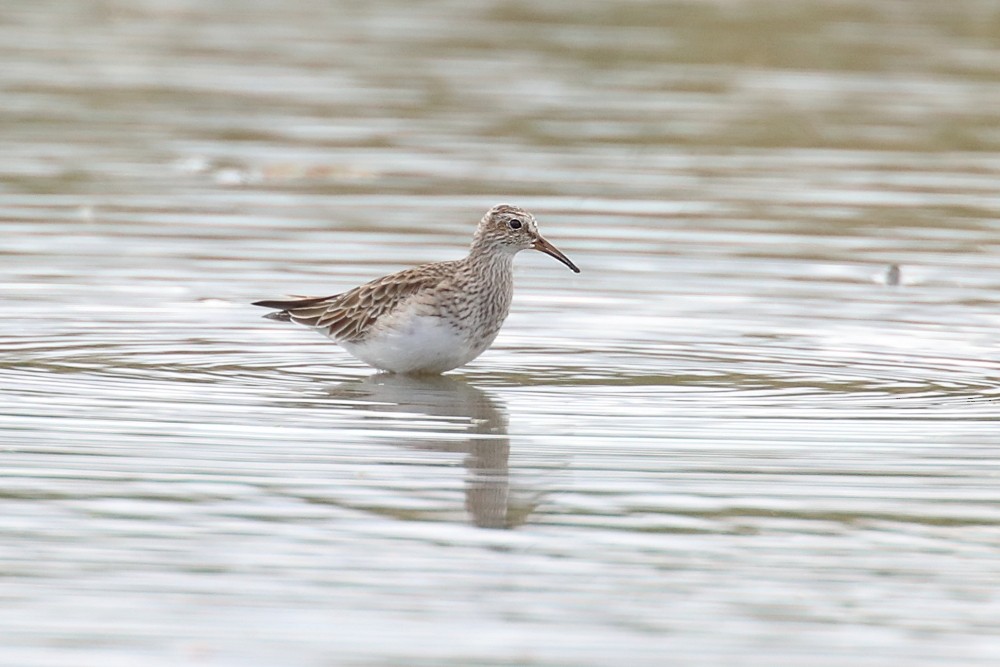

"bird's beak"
[532,236,580,273]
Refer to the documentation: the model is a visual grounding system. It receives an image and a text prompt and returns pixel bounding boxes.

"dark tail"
[252,295,331,322]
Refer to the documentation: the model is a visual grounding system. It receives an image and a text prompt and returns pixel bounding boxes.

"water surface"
[3,1,1000,665]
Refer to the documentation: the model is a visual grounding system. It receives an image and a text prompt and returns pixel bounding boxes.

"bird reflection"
[326,374,533,529]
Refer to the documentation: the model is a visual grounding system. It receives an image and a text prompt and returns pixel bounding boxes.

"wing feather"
[254,261,458,343]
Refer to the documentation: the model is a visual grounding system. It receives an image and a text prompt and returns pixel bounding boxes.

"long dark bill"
[532,236,580,273]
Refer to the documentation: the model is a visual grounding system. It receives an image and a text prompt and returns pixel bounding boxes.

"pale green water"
[3,1,1000,666]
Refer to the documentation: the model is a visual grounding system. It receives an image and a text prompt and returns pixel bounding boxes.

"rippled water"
[4,1,1000,665]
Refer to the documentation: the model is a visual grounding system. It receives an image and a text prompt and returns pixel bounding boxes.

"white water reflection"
[326,374,534,529]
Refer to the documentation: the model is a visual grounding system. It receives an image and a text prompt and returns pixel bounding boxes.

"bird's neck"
[465,243,515,279]
[459,244,515,339]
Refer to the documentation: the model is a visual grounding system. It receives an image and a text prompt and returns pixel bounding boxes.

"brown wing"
[253,261,458,342]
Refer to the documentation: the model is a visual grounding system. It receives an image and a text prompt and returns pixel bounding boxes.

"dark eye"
[508,219,522,230]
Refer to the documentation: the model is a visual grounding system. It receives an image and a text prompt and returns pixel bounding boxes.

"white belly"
[338,313,490,374]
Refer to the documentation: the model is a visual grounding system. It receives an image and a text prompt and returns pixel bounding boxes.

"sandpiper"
[254,204,579,374]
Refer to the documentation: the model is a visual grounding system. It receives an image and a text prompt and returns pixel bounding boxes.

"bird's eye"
[508,219,522,230]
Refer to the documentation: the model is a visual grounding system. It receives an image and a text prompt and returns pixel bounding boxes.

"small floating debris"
[884,264,901,286]
[871,264,902,286]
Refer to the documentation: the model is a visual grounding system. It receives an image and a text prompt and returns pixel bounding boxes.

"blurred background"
[3,1,1000,665]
